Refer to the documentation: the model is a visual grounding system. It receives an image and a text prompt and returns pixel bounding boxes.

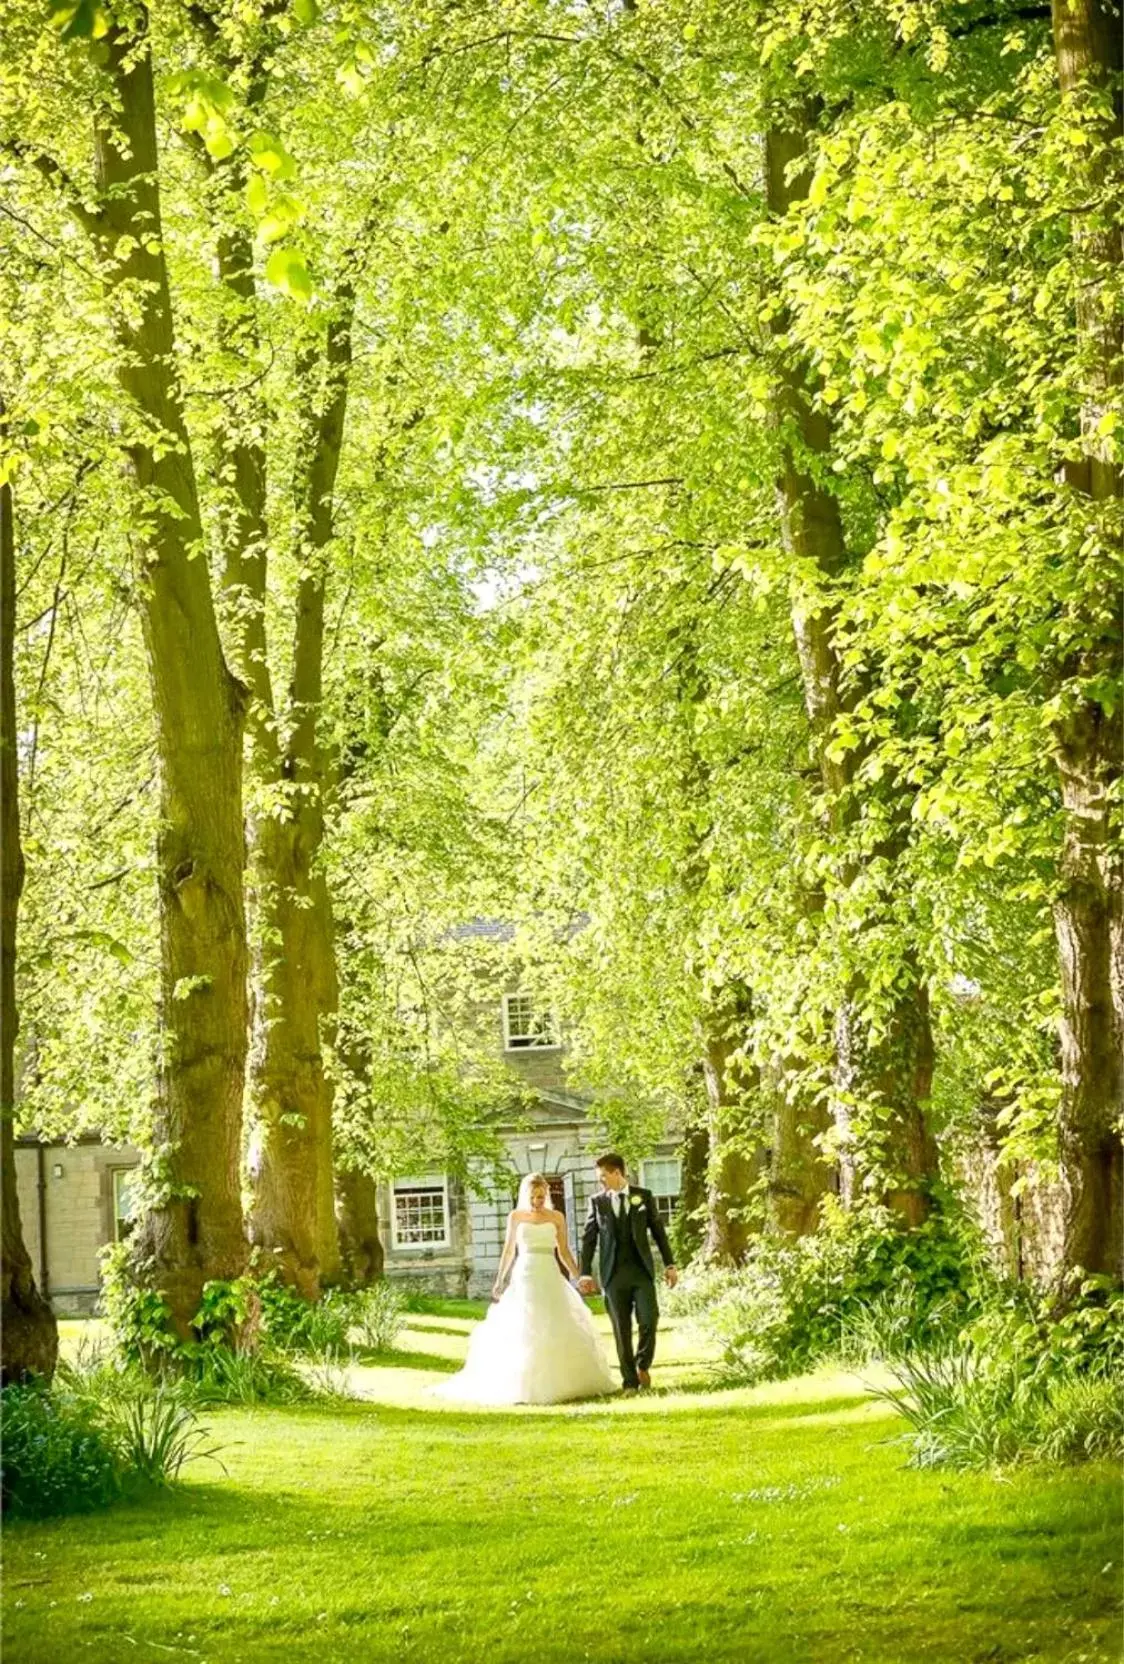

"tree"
[9,8,252,1335]
[169,1,361,1295]
[762,96,938,1225]
[0,401,58,1384]
[1047,0,1123,1276]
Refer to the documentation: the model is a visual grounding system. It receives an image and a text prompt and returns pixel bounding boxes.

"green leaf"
[248,130,297,181]
[246,173,269,217]
[293,0,319,22]
[51,0,98,39]
[265,246,313,303]
[258,192,302,244]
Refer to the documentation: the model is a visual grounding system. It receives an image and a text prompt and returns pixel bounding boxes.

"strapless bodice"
[516,1220,558,1255]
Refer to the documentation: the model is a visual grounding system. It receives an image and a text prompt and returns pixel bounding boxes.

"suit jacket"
[580,1186,675,1287]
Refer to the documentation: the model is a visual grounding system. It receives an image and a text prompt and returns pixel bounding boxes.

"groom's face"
[598,1166,627,1193]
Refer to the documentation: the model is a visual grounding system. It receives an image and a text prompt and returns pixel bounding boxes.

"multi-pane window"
[641,1158,682,1226]
[392,1179,449,1248]
[502,992,559,1050]
[112,1167,140,1242]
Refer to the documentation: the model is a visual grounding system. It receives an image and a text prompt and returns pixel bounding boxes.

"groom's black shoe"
[637,1369,651,1390]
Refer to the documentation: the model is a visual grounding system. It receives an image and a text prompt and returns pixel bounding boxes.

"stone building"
[376,985,682,1298]
[13,981,684,1314]
[13,1133,142,1317]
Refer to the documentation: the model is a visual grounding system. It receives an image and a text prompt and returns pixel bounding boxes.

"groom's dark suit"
[581,1186,675,1390]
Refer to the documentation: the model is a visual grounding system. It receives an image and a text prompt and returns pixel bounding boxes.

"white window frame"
[502,992,560,1052]
[391,1175,450,1251]
[111,1166,140,1243]
[640,1158,682,1225]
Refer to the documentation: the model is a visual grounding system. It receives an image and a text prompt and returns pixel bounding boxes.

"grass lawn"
[2,1309,1120,1664]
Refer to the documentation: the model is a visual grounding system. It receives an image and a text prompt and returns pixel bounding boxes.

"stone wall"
[13,1139,141,1317]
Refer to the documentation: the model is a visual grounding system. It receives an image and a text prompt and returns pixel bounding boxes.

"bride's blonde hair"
[516,1171,552,1211]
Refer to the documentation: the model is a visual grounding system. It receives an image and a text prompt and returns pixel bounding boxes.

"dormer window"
[502,992,559,1051]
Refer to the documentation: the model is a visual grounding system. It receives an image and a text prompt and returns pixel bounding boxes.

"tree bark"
[700,986,761,1265]
[334,1167,385,1287]
[768,1075,834,1238]
[0,403,58,1384]
[673,1111,710,1265]
[244,295,356,1294]
[183,18,356,1295]
[1048,0,1124,1279]
[89,18,248,1335]
[764,107,938,1225]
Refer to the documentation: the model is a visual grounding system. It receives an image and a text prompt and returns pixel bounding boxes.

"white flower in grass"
[77,1592,93,1603]
[218,1584,232,1597]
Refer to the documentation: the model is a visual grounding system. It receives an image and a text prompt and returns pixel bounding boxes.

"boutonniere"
[630,1193,644,1209]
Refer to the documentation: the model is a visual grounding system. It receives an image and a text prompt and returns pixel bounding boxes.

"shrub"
[100,1245,259,1368]
[257,1276,358,1358]
[99,1242,182,1368]
[178,1345,313,1407]
[1,1382,123,1519]
[673,1201,984,1384]
[353,1281,404,1353]
[872,1280,1124,1468]
[1,1363,222,1520]
[255,1272,314,1351]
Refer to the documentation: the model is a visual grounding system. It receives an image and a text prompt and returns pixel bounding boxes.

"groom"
[577,1153,678,1392]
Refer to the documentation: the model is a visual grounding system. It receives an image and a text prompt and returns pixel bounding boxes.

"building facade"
[13,985,683,1314]
[13,1134,142,1317]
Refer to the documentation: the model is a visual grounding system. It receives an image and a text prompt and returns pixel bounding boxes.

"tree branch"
[1,140,103,237]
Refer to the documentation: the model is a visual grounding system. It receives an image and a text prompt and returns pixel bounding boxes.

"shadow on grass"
[347,1386,884,1427]
[349,1347,461,1374]
[397,1322,475,1338]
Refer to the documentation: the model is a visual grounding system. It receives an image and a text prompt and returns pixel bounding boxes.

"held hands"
[576,1275,598,1295]
[664,1266,679,1288]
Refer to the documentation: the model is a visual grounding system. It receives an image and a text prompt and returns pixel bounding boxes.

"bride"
[435,1173,615,1405]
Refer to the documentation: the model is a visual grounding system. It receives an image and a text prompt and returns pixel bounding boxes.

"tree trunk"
[246,835,341,1294]
[0,405,58,1384]
[700,987,760,1265]
[764,108,938,1224]
[1053,695,1123,1277]
[334,1167,385,1287]
[1049,0,1124,1279]
[768,1075,833,1238]
[244,294,356,1294]
[90,19,248,1335]
[673,1110,710,1265]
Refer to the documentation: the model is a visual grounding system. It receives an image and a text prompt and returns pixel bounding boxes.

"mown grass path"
[3,1312,1119,1663]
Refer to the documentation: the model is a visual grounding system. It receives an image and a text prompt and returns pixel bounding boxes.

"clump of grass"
[178,1345,314,1407]
[352,1281,404,1353]
[112,1388,225,1485]
[867,1284,1124,1469]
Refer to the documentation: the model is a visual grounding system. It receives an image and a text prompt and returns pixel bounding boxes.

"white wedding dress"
[435,1220,615,1405]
